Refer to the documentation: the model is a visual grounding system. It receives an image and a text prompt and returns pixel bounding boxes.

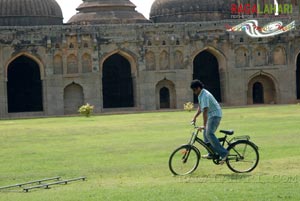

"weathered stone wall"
[0,19,298,118]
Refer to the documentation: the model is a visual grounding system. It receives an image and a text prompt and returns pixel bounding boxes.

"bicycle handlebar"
[190,121,202,130]
[191,121,207,132]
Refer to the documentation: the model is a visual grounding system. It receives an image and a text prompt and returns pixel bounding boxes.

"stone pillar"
[78,49,83,74]
[62,50,67,75]
[139,71,156,110]
[82,74,102,113]
[92,34,99,72]
[0,47,7,118]
[0,79,7,118]
[135,58,145,109]
[169,48,175,70]
[44,77,64,116]
[174,71,190,109]
[155,50,160,71]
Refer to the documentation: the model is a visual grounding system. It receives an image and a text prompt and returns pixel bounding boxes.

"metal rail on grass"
[23,177,86,192]
[0,176,86,192]
[0,176,61,190]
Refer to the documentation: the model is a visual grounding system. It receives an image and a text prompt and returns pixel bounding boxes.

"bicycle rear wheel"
[169,145,200,176]
[226,140,259,173]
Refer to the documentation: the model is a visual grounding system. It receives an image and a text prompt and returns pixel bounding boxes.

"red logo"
[231,4,257,15]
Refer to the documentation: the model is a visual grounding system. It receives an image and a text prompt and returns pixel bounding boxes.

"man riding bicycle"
[190,79,228,164]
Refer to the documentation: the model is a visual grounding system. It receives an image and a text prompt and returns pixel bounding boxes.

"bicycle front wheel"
[226,140,259,173]
[169,145,200,176]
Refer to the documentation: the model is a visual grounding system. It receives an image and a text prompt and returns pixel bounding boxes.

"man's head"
[190,79,204,96]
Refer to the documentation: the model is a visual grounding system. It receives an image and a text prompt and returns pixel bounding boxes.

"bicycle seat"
[220,130,234,135]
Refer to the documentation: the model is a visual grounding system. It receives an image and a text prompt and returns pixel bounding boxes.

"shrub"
[78,103,94,117]
[184,102,194,112]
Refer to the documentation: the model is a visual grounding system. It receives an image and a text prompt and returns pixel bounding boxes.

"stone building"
[0,0,299,118]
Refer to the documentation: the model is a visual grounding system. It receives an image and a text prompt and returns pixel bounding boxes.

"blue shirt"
[198,89,222,118]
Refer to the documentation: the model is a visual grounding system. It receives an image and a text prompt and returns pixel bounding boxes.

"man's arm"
[192,106,201,122]
[202,107,208,128]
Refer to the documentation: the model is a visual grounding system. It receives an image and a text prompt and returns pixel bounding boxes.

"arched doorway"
[193,51,222,103]
[159,87,170,109]
[64,83,84,114]
[102,54,134,108]
[297,54,300,99]
[253,82,264,104]
[7,56,43,113]
[248,75,276,104]
[156,79,176,109]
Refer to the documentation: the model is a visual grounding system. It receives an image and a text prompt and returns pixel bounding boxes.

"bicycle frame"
[188,127,219,157]
[188,126,251,159]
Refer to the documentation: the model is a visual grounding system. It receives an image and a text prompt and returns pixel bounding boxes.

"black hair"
[190,79,204,89]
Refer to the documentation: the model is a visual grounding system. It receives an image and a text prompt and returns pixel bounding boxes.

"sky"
[56,0,156,23]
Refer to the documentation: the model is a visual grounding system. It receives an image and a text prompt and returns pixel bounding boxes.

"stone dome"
[0,0,63,26]
[150,0,231,23]
[67,0,150,25]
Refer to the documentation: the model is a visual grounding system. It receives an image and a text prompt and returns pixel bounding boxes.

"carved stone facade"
[0,0,299,118]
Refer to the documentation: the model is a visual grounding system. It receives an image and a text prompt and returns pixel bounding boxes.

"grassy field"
[0,105,299,201]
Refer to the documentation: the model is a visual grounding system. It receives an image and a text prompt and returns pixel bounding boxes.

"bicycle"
[169,122,259,175]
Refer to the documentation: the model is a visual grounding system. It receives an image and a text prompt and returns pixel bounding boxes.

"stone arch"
[273,46,286,65]
[67,54,78,74]
[82,53,92,73]
[100,49,138,77]
[254,46,268,66]
[247,73,277,104]
[191,46,227,71]
[64,83,84,114]
[235,47,249,67]
[193,50,222,102]
[145,51,156,71]
[100,49,138,108]
[54,54,63,74]
[155,79,176,109]
[159,50,169,70]
[7,55,43,113]
[102,53,134,108]
[191,46,227,103]
[5,52,45,80]
[174,50,184,69]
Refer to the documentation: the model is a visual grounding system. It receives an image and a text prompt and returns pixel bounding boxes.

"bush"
[78,103,94,117]
[183,102,194,112]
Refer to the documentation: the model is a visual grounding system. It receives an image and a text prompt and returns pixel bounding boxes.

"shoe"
[202,154,213,159]
[219,153,229,165]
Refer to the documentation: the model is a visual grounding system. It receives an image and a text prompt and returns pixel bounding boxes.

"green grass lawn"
[0,105,300,201]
